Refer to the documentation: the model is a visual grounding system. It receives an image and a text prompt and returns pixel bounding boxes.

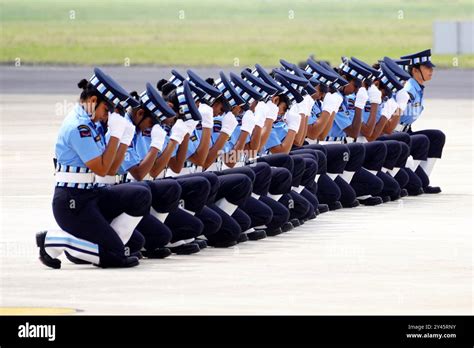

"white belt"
[305,138,318,145]
[176,167,194,176]
[127,173,154,182]
[55,172,95,184]
[319,139,344,145]
[395,124,411,132]
[95,175,124,185]
[221,161,245,170]
[356,136,368,143]
[345,136,355,143]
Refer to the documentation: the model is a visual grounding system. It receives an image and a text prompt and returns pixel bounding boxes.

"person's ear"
[136,109,145,120]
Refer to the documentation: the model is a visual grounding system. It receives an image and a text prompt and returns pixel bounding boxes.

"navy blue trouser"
[263,154,312,220]
[52,183,151,267]
[207,173,253,244]
[301,143,345,205]
[410,129,446,188]
[263,167,292,229]
[377,133,410,189]
[135,179,180,251]
[173,173,221,238]
[346,142,385,198]
[378,132,430,191]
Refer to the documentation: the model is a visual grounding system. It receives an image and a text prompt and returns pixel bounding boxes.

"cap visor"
[423,61,436,68]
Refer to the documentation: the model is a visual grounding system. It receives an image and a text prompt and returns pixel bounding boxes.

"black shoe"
[307,211,317,220]
[318,204,330,213]
[342,200,360,208]
[247,230,267,241]
[358,196,383,206]
[407,187,424,196]
[290,218,301,227]
[169,243,200,255]
[390,193,401,201]
[328,201,343,210]
[381,196,391,203]
[298,219,305,225]
[193,239,208,249]
[208,240,238,248]
[281,222,294,232]
[142,248,172,259]
[131,251,143,259]
[424,186,441,194]
[400,188,408,197]
[96,256,140,268]
[266,227,283,236]
[36,231,61,269]
[64,251,91,265]
[237,233,249,243]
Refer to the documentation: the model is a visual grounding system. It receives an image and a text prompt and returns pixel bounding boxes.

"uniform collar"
[74,103,92,120]
[411,77,424,92]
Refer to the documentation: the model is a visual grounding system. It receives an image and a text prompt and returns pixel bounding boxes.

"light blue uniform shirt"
[400,77,424,125]
[225,113,250,154]
[328,92,353,138]
[115,113,141,175]
[55,104,106,189]
[308,101,322,125]
[263,114,288,152]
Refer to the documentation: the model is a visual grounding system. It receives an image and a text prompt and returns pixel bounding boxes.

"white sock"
[45,229,100,264]
[110,213,143,244]
[292,185,305,193]
[150,207,169,223]
[356,195,371,200]
[166,240,186,248]
[314,174,321,182]
[420,158,437,177]
[251,192,260,199]
[381,167,391,173]
[363,168,378,176]
[179,206,196,216]
[327,173,339,180]
[339,171,355,184]
[243,228,255,234]
[405,156,420,171]
[253,225,267,230]
[267,193,283,202]
[215,197,238,216]
[183,238,195,244]
[389,167,401,176]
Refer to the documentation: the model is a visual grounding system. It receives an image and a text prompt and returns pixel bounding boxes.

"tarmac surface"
[0,67,472,315]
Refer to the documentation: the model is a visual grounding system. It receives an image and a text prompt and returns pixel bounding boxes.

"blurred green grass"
[1,0,473,67]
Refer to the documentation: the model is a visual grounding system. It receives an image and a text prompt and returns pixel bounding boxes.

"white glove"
[150,124,167,151]
[331,93,344,113]
[380,98,399,120]
[265,100,279,121]
[221,111,238,136]
[169,119,188,144]
[120,120,135,146]
[107,112,127,140]
[303,94,315,115]
[286,110,301,132]
[395,89,410,112]
[354,87,369,109]
[322,93,342,113]
[368,84,382,104]
[198,103,214,129]
[185,119,199,135]
[240,110,256,134]
[297,95,313,116]
[254,101,268,128]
